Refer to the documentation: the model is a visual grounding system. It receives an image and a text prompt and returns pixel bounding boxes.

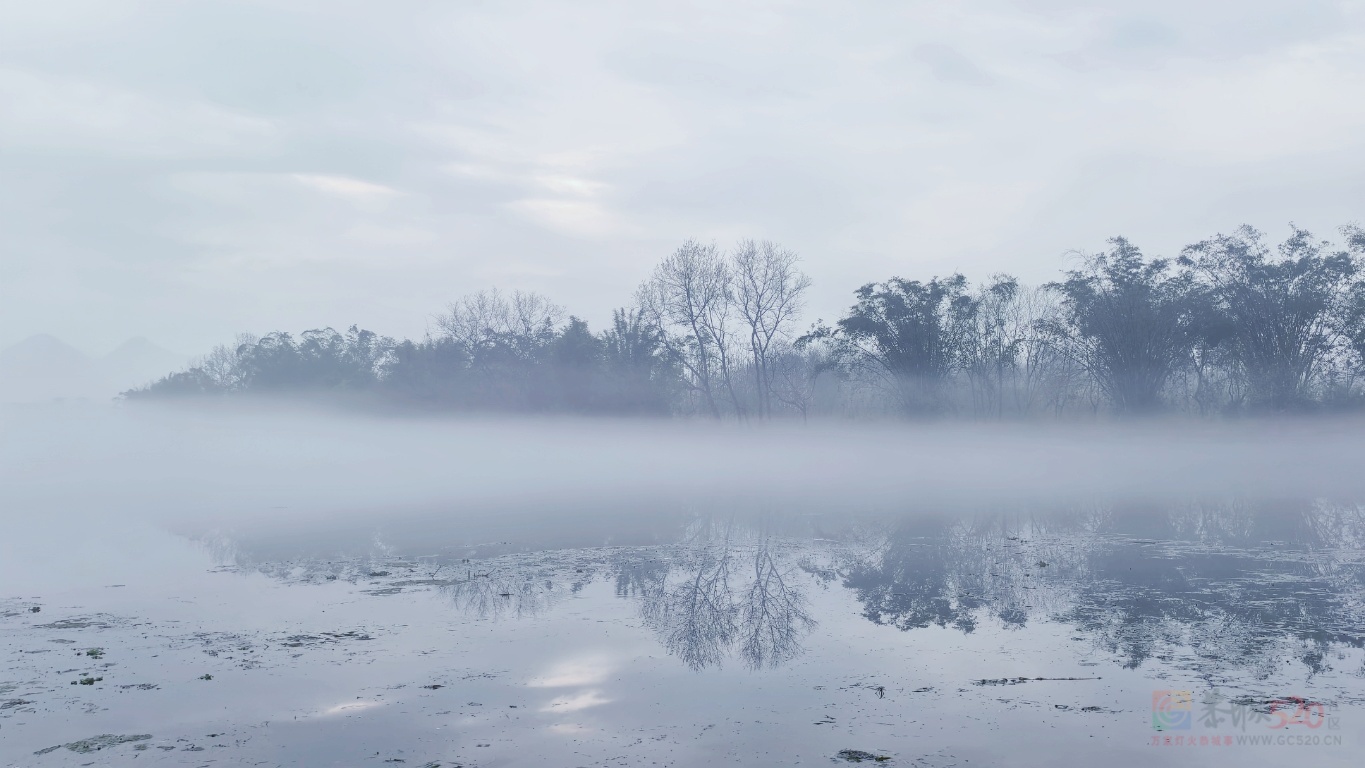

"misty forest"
[129,224,1365,418]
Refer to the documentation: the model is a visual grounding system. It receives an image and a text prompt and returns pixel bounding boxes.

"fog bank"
[4,403,1364,532]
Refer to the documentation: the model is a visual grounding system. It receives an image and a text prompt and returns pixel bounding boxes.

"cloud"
[0,67,274,157]
[292,174,401,203]
[1,0,1362,354]
[507,199,626,238]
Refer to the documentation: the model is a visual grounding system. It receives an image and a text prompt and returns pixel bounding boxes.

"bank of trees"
[802,224,1365,416]
[128,223,1365,417]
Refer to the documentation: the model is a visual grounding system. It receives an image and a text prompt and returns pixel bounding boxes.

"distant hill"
[0,334,189,403]
[101,337,191,394]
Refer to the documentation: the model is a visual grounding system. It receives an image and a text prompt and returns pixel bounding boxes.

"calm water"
[3,494,1363,766]
[4,407,1365,765]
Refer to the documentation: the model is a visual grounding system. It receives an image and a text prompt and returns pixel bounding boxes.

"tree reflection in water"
[200,497,1364,679]
[617,520,817,670]
[842,499,1365,681]
[438,570,561,621]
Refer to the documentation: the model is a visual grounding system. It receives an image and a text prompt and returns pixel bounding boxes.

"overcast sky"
[2,0,1363,356]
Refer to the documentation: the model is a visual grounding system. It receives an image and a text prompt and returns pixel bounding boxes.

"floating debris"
[36,617,111,630]
[1,699,34,710]
[974,676,1101,686]
[35,734,152,755]
[836,749,892,762]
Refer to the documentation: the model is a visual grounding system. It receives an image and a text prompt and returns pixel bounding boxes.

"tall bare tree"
[638,240,732,418]
[699,261,746,419]
[733,240,812,418]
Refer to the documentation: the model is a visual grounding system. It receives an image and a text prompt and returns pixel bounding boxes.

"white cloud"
[507,198,628,238]
[534,174,609,198]
[342,222,439,248]
[0,67,274,156]
[1,0,1362,353]
[292,174,401,202]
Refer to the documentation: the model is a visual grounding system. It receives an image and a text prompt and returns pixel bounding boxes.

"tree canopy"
[127,224,1365,418]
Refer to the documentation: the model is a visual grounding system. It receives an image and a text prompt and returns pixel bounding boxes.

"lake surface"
[3,497,1363,766]
[3,408,1364,766]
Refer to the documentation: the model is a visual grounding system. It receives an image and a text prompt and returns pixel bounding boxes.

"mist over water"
[6,401,1365,587]
[5,2,1364,762]
[7,403,1365,529]
[4,403,1364,766]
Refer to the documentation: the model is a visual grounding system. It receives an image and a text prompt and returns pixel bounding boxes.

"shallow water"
[3,408,1364,766]
[4,498,1363,766]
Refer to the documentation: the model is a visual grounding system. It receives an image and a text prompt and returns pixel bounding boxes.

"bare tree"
[435,288,564,353]
[733,240,812,418]
[770,341,835,420]
[698,261,746,419]
[638,241,732,418]
[201,333,259,390]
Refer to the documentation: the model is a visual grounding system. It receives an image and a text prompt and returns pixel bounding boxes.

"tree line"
[127,223,1365,417]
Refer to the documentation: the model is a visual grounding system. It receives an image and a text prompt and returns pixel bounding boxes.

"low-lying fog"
[5,402,1364,766]
[5,402,1365,529]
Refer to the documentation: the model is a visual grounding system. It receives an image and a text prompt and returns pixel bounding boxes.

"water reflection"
[438,570,564,620]
[199,497,1365,680]
[843,499,1365,682]
[617,523,817,670]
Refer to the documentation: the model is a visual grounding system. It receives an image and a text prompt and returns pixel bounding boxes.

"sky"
[1,0,1363,357]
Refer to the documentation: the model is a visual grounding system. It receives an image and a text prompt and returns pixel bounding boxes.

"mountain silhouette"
[0,334,188,403]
